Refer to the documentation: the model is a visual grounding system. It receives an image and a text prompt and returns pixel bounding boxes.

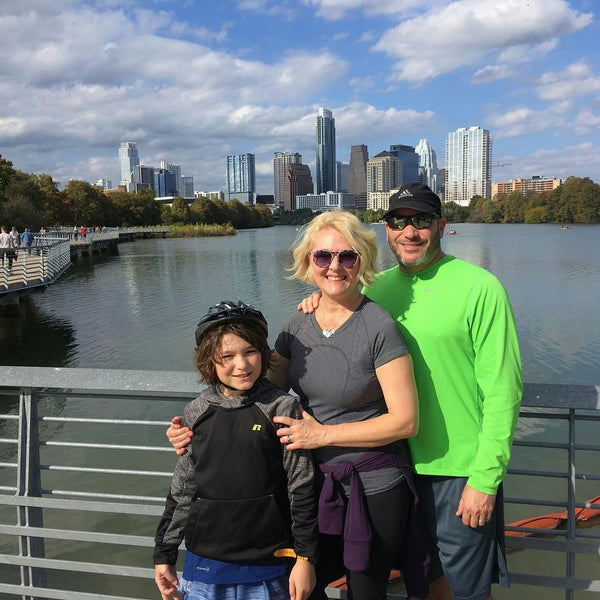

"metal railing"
[0,368,598,600]
[1,240,71,292]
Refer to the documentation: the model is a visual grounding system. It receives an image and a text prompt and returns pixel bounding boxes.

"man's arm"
[459,276,522,527]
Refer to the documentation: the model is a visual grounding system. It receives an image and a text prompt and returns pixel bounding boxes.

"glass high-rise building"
[389,144,419,184]
[347,145,369,210]
[445,126,492,206]
[160,160,182,194]
[119,142,140,192]
[316,108,336,194]
[273,152,302,209]
[415,139,439,193]
[227,153,256,204]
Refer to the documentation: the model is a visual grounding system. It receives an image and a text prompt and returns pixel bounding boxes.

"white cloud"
[535,62,600,101]
[471,64,513,84]
[372,0,592,83]
[303,0,425,20]
[491,102,572,138]
[516,142,600,181]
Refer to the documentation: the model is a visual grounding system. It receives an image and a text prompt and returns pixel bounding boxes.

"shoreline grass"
[166,223,236,237]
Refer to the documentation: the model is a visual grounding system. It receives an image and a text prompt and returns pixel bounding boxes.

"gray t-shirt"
[275,297,410,494]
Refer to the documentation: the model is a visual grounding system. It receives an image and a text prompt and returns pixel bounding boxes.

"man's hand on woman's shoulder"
[296,291,322,314]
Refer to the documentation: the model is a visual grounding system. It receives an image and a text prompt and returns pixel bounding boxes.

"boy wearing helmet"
[154,301,318,600]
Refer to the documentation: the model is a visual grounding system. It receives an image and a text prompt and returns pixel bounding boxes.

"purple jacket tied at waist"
[318,448,431,600]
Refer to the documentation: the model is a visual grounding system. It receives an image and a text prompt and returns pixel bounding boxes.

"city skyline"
[1,1,598,195]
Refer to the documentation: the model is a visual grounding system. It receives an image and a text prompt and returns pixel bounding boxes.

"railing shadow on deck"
[0,367,599,600]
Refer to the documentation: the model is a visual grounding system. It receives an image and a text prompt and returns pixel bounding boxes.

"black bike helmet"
[195,300,268,346]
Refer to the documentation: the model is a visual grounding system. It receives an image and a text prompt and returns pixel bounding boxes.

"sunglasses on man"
[386,213,438,231]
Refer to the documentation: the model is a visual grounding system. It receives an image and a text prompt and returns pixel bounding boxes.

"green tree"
[442,201,469,223]
[498,192,526,223]
[170,196,191,224]
[524,206,550,223]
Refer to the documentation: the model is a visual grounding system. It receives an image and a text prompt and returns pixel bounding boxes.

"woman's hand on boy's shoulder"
[166,416,193,455]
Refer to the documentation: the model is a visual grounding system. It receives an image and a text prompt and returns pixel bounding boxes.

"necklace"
[319,308,351,338]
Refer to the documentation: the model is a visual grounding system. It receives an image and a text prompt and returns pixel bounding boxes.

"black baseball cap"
[383,183,442,219]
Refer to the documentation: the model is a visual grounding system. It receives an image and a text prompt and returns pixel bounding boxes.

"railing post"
[17,388,47,599]
[565,408,576,600]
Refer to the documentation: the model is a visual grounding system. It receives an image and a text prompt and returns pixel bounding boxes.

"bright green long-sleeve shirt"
[366,254,522,495]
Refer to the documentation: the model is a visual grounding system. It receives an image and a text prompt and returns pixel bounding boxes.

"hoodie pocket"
[185,494,290,561]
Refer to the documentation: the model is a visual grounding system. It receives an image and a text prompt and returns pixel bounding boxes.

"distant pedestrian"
[9,227,20,248]
[80,225,87,239]
[73,225,79,240]
[1,226,16,269]
[21,228,35,254]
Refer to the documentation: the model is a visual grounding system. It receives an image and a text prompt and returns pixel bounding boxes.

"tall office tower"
[445,126,492,205]
[389,144,419,184]
[160,160,182,194]
[316,107,336,194]
[366,151,403,211]
[134,165,155,192]
[273,152,302,209]
[415,139,439,193]
[226,153,256,204]
[153,169,178,197]
[119,142,140,192]
[336,161,349,193]
[283,163,313,211]
[348,144,369,210]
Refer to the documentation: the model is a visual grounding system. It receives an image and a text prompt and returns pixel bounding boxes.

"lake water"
[1,223,599,599]
[2,223,600,386]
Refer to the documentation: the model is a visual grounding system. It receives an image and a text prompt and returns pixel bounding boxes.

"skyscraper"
[226,153,256,204]
[119,142,140,192]
[273,152,302,209]
[366,151,402,211]
[445,126,492,205]
[160,160,182,194]
[347,145,369,210]
[389,144,419,184]
[283,164,313,211]
[415,139,439,193]
[315,108,336,194]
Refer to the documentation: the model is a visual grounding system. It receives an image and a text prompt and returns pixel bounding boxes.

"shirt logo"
[252,424,262,431]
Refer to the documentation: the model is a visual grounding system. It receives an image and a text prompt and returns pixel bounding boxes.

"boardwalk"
[0,227,169,310]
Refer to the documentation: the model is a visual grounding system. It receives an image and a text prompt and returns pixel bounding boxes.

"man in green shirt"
[366,183,522,600]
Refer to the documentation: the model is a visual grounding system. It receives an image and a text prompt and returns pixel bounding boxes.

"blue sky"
[1,0,599,195]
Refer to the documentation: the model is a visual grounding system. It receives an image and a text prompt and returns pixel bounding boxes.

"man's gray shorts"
[416,475,509,600]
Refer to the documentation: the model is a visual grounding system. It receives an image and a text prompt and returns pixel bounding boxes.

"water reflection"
[1,224,599,386]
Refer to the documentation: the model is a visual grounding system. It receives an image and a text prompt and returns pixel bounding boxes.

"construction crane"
[492,161,512,168]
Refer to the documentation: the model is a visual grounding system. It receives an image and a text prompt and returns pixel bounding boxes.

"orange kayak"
[506,495,600,537]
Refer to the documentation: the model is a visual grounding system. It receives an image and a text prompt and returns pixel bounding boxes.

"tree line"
[0,155,272,231]
[442,176,600,224]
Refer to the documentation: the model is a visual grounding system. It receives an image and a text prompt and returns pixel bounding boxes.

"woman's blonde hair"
[288,210,378,288]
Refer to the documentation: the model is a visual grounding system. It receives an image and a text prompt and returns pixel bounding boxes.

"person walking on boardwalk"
[167,211,429,600]
[154,301,318,600]
[0,226,12,268]
[300,184,522,600]
[21,228,35,254]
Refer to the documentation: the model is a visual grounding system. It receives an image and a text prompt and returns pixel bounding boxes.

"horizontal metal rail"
[0,368,599,600]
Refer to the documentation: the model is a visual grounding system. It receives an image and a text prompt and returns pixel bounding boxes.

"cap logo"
[397,189,414,198]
